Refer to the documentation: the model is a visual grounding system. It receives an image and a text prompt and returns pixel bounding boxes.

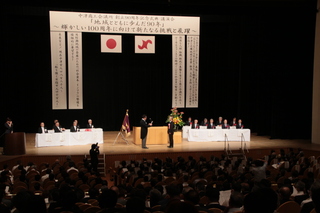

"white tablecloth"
[35,128,103,147]
[185,128,250,142]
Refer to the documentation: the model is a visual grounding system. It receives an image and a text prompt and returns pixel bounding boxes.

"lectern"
[4,132,26,155]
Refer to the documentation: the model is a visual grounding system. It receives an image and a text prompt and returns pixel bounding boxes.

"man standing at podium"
[167,116,174,148]
[4,118,13,134]
[140,114,152,149]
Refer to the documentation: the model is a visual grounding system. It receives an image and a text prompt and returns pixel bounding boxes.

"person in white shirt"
[37,122,48,133]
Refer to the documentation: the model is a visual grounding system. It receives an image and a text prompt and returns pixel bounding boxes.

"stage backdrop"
[1,1,316,140]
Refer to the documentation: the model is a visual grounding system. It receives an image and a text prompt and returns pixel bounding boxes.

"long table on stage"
[35,128,103,147]
[183,126,250,142]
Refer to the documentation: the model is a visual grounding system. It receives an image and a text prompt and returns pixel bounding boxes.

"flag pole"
[113,109,131,145]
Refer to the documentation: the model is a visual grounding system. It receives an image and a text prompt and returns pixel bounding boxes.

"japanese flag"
[135,36,155,54]
[101,34,122,53]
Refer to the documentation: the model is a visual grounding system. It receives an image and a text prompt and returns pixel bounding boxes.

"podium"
[4,132,26,155]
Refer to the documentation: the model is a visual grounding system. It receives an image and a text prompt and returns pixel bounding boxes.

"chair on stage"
[208,208,223,213]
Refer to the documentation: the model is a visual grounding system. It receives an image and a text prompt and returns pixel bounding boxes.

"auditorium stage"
[2,131,318,156]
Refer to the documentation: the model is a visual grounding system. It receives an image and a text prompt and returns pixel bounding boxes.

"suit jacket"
[230,121,237,126]
[185,121,192,126]
[53,126,63,133]
[222,124,230,129]
[168,121,174,134]
[86,124,94,128]
[207,123,215,129]
[200,121,208,126]
[191,124,199,129]
[140,119,150,139]
[70,126,79,132]
[216,121,223,126]
[4,123,13,133]
[236,123,244,129]
[38,127,48,134]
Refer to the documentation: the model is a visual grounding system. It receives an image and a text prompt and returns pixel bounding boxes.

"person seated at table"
[230,117,237,127]
[87,119,94,128]
[191,119,200,129]
[53,122,65,133]
[207,119,216,129]
[236,119,244,129]
[37,122,48,134]
[216,117,223,126]
[185,117,193,126]
[70,120,80,132]
[201,118,208,126]
[222,119,230,129]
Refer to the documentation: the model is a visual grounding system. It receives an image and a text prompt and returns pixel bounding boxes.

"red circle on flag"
[106,39,117,49]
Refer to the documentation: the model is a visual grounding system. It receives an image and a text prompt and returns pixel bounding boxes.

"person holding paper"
[140,114,152,149]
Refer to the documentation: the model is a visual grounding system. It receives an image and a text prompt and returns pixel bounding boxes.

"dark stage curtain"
[1,1,316,139]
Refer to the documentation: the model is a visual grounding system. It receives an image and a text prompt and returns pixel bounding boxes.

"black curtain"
[1,1,316,139]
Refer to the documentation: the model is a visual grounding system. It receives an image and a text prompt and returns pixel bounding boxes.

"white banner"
[68,32,83,109]
[135,36,155,54]
[49,11,200,35]
[186,36,200,108]
[172,35,185,108]
[51,31,67,109]
[101,34,122,53]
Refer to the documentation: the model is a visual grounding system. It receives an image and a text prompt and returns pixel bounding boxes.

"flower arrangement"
[166,107,185,129]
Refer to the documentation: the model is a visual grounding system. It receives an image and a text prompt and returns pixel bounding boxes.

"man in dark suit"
[207,118,215,129]
[185,117,193,126]
[140,114,152,149]
[4,118,13,134]
[191,119,200,129]
[70,120,79,132]
[53,122,64,133]
[216,117,223,126]
[230,117,237,127]
[167,116,174,148]
[87,119,94,128]
[201,118,208,126]
[222,119,230,129]
[236,119,244,129]
[38,122,48,133]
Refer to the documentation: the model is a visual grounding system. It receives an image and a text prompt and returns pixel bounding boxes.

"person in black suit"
[236,119,244,129]
[4,118,13,134]
[222,119,230,129]
[53,122,64,133]
[70,120,79,132]
[191,119,200,129]
[89,143,99,172]
[201,118,208,126]
[230,117,237,127]
[87,119,94,128]
[167,116,174,148]
[38,122,48,134]
[207,118,215,129]
[185,117,193,126]
[216,117,223,127]
[140,114,152,149]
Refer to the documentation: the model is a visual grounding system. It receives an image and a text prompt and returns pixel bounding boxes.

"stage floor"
[4,131,319,156]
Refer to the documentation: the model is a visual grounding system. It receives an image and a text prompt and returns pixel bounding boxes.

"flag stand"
[113,109,132,145]
[113,128,130,145]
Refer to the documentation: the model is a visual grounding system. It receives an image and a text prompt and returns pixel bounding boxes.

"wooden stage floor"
[1,131,319,156]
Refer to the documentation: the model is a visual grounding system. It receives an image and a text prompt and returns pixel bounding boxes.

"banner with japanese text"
[51,31,67,109]
[67,32,83,109]
[172,35,185,108]
[50,11,200,36]
[186,36,200,108]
